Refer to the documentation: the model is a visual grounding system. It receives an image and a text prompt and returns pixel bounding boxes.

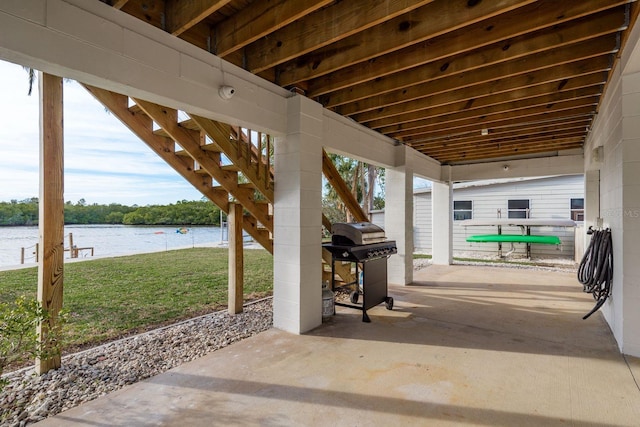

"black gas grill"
[323,222,397,322]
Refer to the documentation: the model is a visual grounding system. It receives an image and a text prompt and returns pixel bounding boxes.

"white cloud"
[0,60,205,205]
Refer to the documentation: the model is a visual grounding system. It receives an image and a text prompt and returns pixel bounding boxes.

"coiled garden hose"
[577,227,613,320]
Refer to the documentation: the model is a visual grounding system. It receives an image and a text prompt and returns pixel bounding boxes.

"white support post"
[273,95,323,334]
[385,158,414,285]
[432,181,453,265]
[618,71,640,356]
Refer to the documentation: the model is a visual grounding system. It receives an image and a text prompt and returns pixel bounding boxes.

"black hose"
[577,228,613,319]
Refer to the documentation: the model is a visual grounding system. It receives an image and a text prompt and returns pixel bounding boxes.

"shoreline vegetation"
[0,198,223,226]
[0,247,273,368]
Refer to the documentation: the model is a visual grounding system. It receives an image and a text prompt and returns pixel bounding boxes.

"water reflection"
[0,225,225,268]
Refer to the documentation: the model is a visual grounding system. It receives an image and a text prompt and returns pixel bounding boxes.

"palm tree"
[323,154,385,223]
[24,67,36,95]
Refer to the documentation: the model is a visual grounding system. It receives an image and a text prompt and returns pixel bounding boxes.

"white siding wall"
[413,189,432,253]
[413,175,584,258]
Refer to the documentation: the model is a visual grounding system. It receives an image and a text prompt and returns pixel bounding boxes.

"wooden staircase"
[84,85,369,287]
[83,85,274,253]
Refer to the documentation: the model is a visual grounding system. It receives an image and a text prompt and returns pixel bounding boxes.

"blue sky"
[0,60,204,206]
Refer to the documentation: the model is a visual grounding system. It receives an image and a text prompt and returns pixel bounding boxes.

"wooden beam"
[244,0,435,74]
[395,103,597,141]
[325,34,616,109]
[438,140,584,163]
[322,150,367,223]
[177,21,212,51]
[118,0,164,29]
[322,213,332,233]
[166,0,232,36]
[410,119,592,149]
[215,0,333,57]
[339,60,608,123]
[275,0,536,86]
[377,86,601,136]
[426,131,587,157]
[400,108,596,143]
[382,91,600,139]
[309,1,628,97]
[228,202,243,315]
[359,72,605,127]
[36,73,64,374]
[112,0,129,9]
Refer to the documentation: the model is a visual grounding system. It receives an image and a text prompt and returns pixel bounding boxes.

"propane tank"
[322,280,335,320]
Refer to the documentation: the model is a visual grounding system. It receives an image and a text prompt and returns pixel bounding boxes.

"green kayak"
[466,234,561,245]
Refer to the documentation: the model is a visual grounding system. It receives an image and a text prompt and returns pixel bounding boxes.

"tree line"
[0,198,224,226]
[2,154,386,227]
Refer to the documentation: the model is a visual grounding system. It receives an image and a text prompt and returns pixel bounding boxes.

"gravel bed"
[414,252,578,273]
[0,299,273,426]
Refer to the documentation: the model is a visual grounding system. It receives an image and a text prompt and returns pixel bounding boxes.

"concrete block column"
[619,71,640,356]
[385,161,414,285]
[273,95,323,334]
[432,181,453,265]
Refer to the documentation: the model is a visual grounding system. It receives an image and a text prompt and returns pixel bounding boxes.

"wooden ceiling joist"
[214,0,333,57]
[338,58,609,121]
[310,1,627,99]
[439,140,584,164]
[103,0,639,165]
[379,87,601,138]
[276,0,536,87]
[393,100,598,140]
[359,72,606,128]
[407,116,593,147]
[329,32,617,112]
[429,131,588,156]
[412,121,592,151]
[166,0,232,36]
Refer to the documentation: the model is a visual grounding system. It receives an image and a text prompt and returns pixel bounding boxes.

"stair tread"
[178,118,199,131]
[128,103,143,113]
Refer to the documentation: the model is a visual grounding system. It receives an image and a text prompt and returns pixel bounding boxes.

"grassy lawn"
[0,248,273,351]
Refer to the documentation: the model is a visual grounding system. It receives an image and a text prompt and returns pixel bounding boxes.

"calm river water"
[0,225,226,269]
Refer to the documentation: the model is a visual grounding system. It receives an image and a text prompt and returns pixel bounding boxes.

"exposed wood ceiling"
[101,0,639,165]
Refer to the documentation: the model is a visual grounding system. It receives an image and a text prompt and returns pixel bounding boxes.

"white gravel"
[414,251,578,273]
[0,299,272,426]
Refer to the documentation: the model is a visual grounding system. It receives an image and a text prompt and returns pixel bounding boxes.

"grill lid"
[331,222,387,245]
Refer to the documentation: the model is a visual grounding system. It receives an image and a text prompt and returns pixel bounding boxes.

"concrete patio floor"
[37,264,640,426]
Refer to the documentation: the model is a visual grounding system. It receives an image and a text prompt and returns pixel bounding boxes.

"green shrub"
[0,297,64,390]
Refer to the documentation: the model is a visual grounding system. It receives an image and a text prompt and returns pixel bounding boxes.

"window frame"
[507,199,530,219]
[570,198,585,222]
[453,200,473,221]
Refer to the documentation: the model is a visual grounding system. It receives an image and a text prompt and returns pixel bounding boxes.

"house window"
[453,200,473,220]
[571,198,584,221]
[508,199,530,219]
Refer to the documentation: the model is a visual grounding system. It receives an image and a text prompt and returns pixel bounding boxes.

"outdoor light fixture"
[218,85,236,100]
[481,128,489,136]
